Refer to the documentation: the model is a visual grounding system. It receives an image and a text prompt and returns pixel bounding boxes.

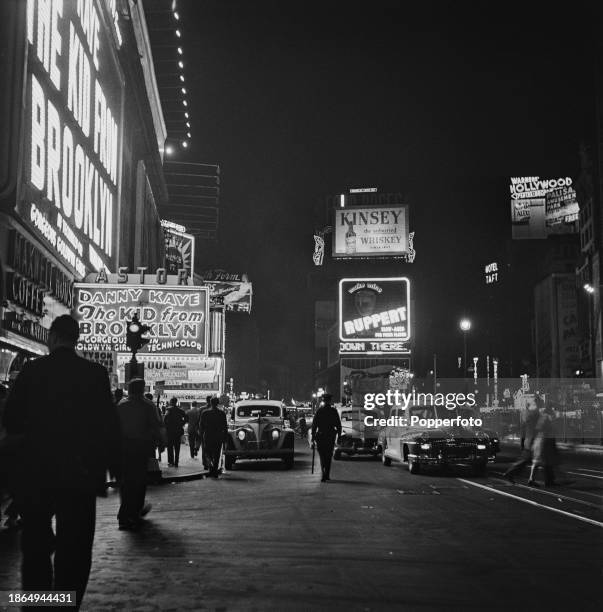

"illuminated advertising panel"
[162,223,195,278]
[201,270,252,312]
[339,278,411,354]
[116,354,220,384]
[18,0,123,277]
[73,284,209,355]
[332,206,409,258]
[509,177,578,239]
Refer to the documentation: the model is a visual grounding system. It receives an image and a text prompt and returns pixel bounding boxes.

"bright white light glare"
[459,319,471,332]
[182,140,188,148]
[177,47,183,55]
[179,74,185,82]
[340,193,345,208]
[584,283,595,294]
[187,132,191,137]
[184,112,189,119]
[165,145,174,155]
[181,87,187,94]
[174,11,180,20]
[178,61,184,70]
[175,29,181,38]
[186,122,190,127]
[182,99,187,106]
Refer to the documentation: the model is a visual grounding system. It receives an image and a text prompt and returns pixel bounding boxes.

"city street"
[2,442,602,611]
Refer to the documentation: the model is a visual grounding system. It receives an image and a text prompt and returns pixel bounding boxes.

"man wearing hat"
[2,314,120,608]
[311,394,342,482]
[115,378,163,530]
[199,396,228,477]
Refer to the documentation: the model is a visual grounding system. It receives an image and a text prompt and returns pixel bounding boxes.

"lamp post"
[459,318,472,381]
[584,283,597,377]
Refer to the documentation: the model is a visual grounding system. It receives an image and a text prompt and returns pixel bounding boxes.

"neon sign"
[21,0,123,277]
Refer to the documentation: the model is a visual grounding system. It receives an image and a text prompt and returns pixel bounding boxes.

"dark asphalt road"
[1,442,602,611]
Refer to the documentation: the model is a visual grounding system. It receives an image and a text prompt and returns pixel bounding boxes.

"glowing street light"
[459,318,472,380]
[182,140,188,148]
[165,145,174,156]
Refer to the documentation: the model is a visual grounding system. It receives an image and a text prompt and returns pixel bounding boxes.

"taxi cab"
[224,400,295,470]
[378,404,491,475]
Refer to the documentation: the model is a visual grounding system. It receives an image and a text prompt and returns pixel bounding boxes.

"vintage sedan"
[224,400,295,470]
[378,405,491,475]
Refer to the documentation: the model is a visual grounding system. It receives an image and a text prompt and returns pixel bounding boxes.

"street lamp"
[459,318,472,380]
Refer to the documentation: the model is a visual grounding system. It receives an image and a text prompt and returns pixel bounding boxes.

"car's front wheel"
[333,449,342,460]
[408,456,420,474]
[224,455,235,471]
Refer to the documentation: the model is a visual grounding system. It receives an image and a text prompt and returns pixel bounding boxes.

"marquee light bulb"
[186,121,190,127]
[175,29,181,38]
[182,140,188,148]
[174,11,180,20]
[181,87,187,94]
[187,132,191,137]
[182,99,187,106]
[179,74,185,82]
[178,61,184,70]
[177,47,183,55]
[184,112,189,118]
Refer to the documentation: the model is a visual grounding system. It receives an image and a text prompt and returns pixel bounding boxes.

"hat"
[128,378,145,396]
[322,393,333,402]
[210,397,219,407]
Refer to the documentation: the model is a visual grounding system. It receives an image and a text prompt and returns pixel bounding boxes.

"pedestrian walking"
[187,401,202,458]
[503,405,539,483]
[199,397,228,477]
[200,395,212,469]
[311,394,342,482]
[1,315,120,609]
[115,378,163,530]
[164,397,186,467]
[528,405,559,487]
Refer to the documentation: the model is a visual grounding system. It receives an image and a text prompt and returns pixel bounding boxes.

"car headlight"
[493,438,499,443]
[271,429,280,440]
[237,430,246,441]
[477,443,487,450]
[420,443,431,450]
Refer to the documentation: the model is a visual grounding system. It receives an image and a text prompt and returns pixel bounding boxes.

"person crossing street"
[311,394,342,482]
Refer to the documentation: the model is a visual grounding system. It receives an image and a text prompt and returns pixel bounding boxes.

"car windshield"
[236,405,282,418]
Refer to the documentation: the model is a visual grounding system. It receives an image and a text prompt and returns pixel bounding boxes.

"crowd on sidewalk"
[0,315,229,609]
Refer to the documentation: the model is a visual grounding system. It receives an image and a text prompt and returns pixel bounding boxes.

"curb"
[501,439,603,456]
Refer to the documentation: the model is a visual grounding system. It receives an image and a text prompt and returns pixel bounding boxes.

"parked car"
[333,406,383,459]
[224,400,295,470]
[379,404,491,475]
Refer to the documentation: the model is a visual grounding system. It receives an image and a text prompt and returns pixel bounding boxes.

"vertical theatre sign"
[161,220,195,277]
[19,0,123,277]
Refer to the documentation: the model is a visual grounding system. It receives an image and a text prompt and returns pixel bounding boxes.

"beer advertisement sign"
[332,206,409,258]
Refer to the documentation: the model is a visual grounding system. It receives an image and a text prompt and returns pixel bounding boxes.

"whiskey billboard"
[332,205,409,258]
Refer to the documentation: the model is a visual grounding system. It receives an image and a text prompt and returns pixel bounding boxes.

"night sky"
[172,0,597,395]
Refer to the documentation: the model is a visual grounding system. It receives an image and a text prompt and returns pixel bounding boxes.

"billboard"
[162,221,195,277]
[339,278,411,354]
[116,354,221,384]
[201,270,252,312]
[73,284,209,355]
[19,1,123,277]
[332,206,409,258]
[510,177,578,239]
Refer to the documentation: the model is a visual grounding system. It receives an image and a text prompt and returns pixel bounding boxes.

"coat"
[164,406,186,438]
[2,347,120,496]
[532,413,558,467]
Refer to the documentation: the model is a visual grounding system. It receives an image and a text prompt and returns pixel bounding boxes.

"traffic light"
[126,312,151,355]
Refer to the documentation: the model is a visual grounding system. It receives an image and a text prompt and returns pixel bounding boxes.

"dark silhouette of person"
[200,395,212,469]
[187,401,202,458]
[164,398,186,467]
[113,387,124,406]
[2,315,120,609]
[199,397,228,477]
[115,378,163,530]
[311,394,342,482]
